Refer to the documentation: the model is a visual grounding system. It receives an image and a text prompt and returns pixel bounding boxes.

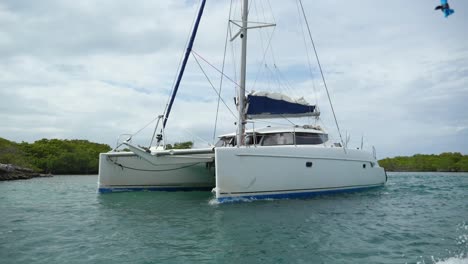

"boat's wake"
[432,255,468,264]
[208,196,278,205]
[208,197,256,205]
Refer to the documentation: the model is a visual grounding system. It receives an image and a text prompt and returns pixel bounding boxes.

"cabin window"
[294,133,328,145]
[245,135,262,145]
[262,133,294,146]
[215,137,235,147]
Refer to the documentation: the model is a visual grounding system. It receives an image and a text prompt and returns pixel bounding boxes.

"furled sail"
[245,91,319,119]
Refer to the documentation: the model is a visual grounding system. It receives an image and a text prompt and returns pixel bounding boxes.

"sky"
[0,0,467,158]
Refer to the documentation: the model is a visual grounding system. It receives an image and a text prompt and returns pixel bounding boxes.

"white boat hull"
[215,146,386,201]
[98,152,215,193]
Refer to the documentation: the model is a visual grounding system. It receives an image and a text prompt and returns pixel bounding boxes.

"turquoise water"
[1,173,467,264]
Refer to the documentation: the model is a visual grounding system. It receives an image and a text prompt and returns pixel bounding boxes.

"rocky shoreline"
[0,163,52,181]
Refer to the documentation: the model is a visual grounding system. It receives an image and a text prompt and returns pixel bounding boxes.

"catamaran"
[98,0,387,201]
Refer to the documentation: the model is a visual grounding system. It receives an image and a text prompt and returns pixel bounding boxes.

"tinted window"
[295,133,328,145]
[262,133,294,146]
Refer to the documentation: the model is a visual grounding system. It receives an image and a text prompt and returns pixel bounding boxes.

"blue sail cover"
[246,92,319,119]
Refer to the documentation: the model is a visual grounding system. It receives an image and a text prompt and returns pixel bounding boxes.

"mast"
[163,0,207,129]
[237,0,248,146]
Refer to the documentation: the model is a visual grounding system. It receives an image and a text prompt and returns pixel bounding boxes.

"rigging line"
[262,34,295,97]
[250,0,277,91]
[272,64,297,99]
[109,157,203,172]
[266,0,276,24]
[213,0,234,144]
[252,0,280,95]
[298,0,345,151]
[254,0,284,95]
[264,64,282,92]
[229,0,239,95]
[274,64,297,96]
[163,0,202,117]
[192,53,238,120]
[295,0,318,105]
[233,0,239,19]
[150,1,202,141]
[251,26,277,91]
[258,0,270,92]
[191,50,242,90]
[252,1,293,99]
[259,0,269,25]
[130,115,161,139]
[247,0,254,16]
[230,29,239,95]
[258,0,277,87]
[182,128,213,147]
[267,65,272,92]
[251,0,266,92]
[281,115,296,126]
[163,0,206,129]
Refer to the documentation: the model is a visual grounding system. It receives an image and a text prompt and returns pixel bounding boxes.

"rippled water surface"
[1,173,467,263]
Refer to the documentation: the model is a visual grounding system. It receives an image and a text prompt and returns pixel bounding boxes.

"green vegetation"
[0,137,111,174]
[0,138,36,169]
[165,141,193,150]
[3,137,466,174]
[379,152,468,172]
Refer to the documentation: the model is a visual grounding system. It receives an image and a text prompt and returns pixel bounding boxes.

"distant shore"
[1,137,467,181]
[0,137,111,176]
[379,153,467,172]
[0,163,53,181]
[1,161,467,182]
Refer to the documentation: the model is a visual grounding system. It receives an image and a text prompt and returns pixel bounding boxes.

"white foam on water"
[458,235,468,245]
[416,254,468,264]
[208,196,280,205]
[208,197,256,205]
[208,198,220,206]
[434,256,468,264]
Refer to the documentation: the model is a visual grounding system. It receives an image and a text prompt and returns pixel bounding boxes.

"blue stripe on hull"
[98,186,213,193]
[217,184,384,203]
